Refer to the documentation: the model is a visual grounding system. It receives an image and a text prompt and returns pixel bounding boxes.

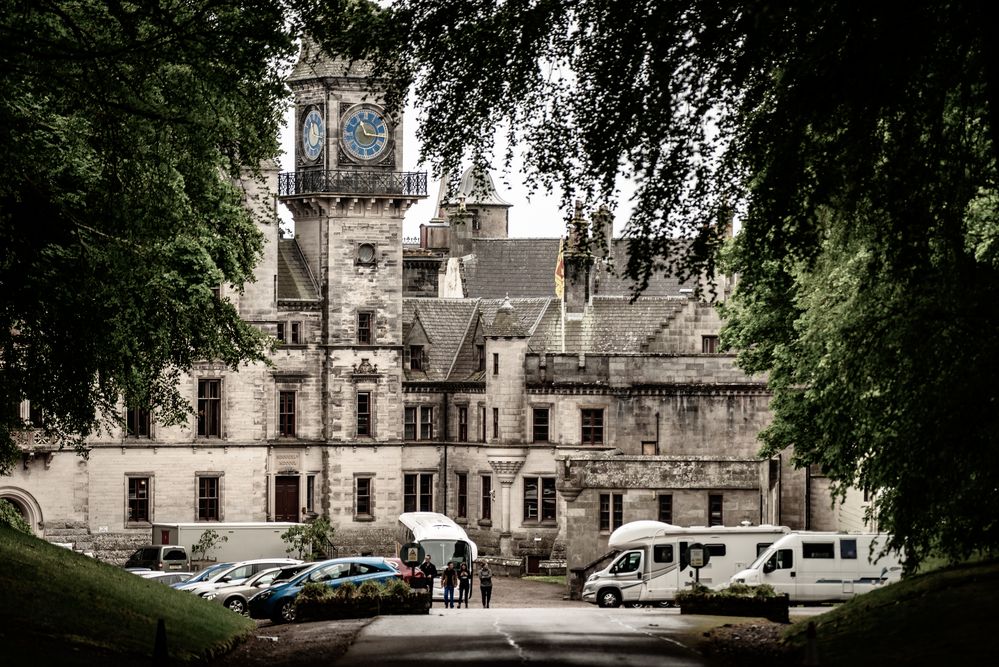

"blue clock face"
[302,109,324,161]
[341,107,389,161]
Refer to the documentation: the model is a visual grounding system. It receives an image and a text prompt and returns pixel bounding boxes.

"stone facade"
[3,42,834,568]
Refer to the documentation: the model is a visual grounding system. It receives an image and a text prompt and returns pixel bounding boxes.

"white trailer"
[730,532,903,603]
[152,522,303,564]
[581,520,791,608]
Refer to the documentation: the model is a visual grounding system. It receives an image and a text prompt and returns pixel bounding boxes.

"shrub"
[356,579,385,602]
[191,528,228,561]
[382,578,412,602]
[674,582,778,604]
[0,499,31,534]
[298,581,332,602]
[330,581,357,603]
[282,517,335,560]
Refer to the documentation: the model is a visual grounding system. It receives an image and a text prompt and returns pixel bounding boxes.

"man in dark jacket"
[419,554,438,606]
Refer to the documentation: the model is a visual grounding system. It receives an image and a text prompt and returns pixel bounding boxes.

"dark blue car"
[248,557,399,623]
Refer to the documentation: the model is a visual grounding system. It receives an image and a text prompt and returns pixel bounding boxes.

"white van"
[581,521,790,608]
[730,532,903,603]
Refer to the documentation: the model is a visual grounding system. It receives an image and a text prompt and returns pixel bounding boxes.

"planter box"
[679,594,790,624]
[296,591,431,622]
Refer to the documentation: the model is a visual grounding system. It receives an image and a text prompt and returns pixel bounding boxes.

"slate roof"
[460,238,691,299]
[277,239,319,301]
[403,299,479,381]
[530,296,690,354]
[288,37,373,82]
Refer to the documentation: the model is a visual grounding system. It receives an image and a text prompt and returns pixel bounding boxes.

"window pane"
[708,494,723,526]
[357,392,370,436]
[581,409,603,444]
[456,473,467,519]
[524,478,538,520]
[128,477,149,522]
[198,380,221,438]
[403,474,416,513]
[356,478,371,515]
[481,475,492,520]
[279,391,296,437]
[541,478,557,521]
[198,476,220,520]
[533,408,549,443]
[658,494,673,524]
[404,407,416,441]
[419,406,433,440]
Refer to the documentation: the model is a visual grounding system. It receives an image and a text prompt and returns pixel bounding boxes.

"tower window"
[357,312,372,344]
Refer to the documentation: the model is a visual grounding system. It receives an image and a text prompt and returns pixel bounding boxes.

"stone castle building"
[4,42,861,573]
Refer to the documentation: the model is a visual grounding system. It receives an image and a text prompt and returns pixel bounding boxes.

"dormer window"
[476,344,485,372]
[410,345,424,371]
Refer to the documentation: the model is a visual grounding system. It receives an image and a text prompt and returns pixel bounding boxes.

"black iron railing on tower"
[278,170,428,198]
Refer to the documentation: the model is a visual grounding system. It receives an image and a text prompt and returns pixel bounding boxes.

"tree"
[321,2,999,567]
[0,1,299,473]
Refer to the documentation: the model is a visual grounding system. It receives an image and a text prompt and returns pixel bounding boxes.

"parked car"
[123,545,189,571]
[178,558,302,597]
[248,557,400,624]
[138,571,194,586]
[382,557,415,584]
[171,561,235,589]
[207,563,313,615]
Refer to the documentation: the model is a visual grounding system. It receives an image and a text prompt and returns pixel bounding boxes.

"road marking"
[607,614,693,651]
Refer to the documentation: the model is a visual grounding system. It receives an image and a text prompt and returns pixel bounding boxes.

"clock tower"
[281,38,427,444]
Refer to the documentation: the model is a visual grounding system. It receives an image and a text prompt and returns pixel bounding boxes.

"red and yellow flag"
[554,238,565,299]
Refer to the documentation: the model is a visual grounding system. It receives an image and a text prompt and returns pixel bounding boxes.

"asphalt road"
[336,607,711,666]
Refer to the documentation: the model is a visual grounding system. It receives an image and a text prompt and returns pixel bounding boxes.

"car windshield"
[186,562,234,583]
[749,547,775,570]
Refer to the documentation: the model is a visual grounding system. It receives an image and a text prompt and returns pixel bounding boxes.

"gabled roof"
[287,37,374,83]
[459,238,691,300]
[277,238,319,301]
[403,299,479,381]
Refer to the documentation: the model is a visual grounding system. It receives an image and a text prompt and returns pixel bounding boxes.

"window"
[653,545,674,563]
[480,475,492,520]
[357,312,372,344]
[404,407,416,440]
[127,477,150,523]
[803,542,836,559]
[410,345,424,371]
[458,406,468,441]
[532,407,550,443]
[210,285,221,300]
[277,322,286,342]
[479,405,487,442]
[524,476,556,522]
[614,551,641,574]
[290,322,301,344]
[197,379,222,438]
[708,494,723,526]
[357,242,376,264]
[403,473,433,512]
[456,473,468,519]
[356,477,372,517]
[279,391,296,437]
[419,406,433,440]
[492,407,499,439]
[197,475,221,521]
[356,392,371,436]
[126,405,151,438]
[702,335,719,353]
[658,494,673,524]
[707,544,727,557]
[476,344,485,372]
[581,408,603,444]
[493,352,499,375]
[306,475,316,512]
[28,402,44,428]
[840,539,858,560]
[599,493,624,531]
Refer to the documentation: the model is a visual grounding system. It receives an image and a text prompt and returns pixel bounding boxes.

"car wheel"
[597,589,622,608]
[657,600,675,608]
[272,600,296,624]
[626,602,645,608]
[225,597,246,615]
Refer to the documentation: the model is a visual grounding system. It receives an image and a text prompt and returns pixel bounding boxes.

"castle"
[4,42,867,576]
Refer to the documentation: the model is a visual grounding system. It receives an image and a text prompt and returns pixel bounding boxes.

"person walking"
[441,561,458,608]
[419,554,438,607]
[478,561,493,608]
[457,562,471,608]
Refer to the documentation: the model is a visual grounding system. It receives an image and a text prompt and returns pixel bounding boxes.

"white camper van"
[730,532,903,603]
[581,521,790,608]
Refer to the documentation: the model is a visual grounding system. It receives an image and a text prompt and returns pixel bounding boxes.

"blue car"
[248,557,399,623]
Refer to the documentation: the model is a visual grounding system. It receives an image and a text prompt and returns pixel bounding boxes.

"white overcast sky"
[277,101,634,241]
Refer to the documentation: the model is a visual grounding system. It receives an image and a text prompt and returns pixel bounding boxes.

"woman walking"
[478,560,493,608]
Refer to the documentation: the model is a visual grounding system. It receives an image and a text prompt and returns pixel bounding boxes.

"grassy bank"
[783,559,999,664]
[0,526,254,665]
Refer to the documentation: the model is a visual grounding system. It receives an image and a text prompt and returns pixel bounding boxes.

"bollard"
[153,618,168,666]
[804,620,819,666]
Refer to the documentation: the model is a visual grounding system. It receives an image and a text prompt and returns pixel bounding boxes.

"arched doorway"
[0,486,43,535]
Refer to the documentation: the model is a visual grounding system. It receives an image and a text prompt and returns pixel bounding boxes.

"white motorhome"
[581,520,791,608]
[730,532,903,603]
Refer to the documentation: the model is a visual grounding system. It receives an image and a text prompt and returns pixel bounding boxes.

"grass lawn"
[783,559,999,664]
[522,575,566,586]
[0,526,254,665]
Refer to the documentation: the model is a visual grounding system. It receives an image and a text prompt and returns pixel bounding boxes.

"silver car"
[206,563,313,615]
